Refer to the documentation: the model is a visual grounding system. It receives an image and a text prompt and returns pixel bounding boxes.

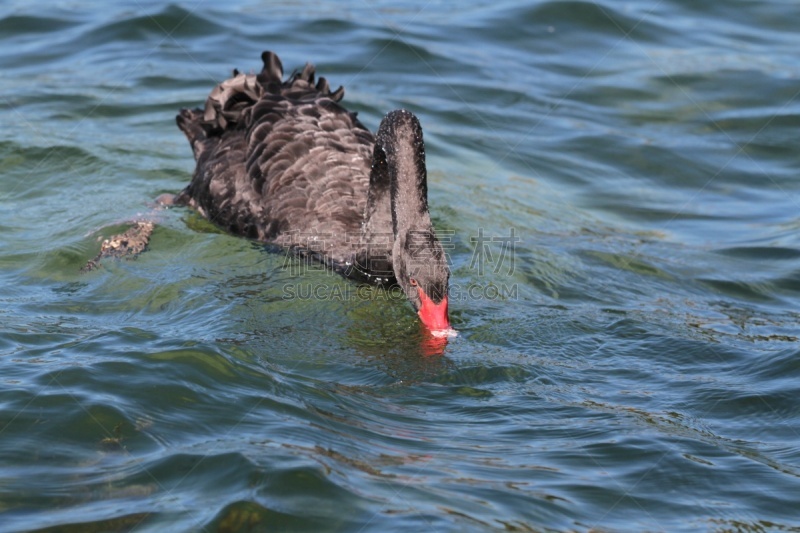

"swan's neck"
[385,112,430,236]
[359,110,450,332]
[365,110,432,237]
[359,110,432,279]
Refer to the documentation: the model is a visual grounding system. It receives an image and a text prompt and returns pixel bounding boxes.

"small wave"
[0,14,77,37]
[479,0,676,45]
[80,4,225,47]
[716,246,800,260]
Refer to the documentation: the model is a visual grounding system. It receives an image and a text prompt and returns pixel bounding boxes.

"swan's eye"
[409,278,418,287]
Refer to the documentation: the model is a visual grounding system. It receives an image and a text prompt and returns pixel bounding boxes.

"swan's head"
[393,229,451,334]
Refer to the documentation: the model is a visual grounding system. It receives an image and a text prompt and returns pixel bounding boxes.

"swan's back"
[176,51,375,263]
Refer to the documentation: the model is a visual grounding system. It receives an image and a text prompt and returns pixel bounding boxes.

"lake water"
[2,1,800,531]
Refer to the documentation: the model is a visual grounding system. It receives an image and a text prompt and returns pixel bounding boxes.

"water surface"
[2,1,800,531]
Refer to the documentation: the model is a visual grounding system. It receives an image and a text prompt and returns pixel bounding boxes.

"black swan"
[172,51,451,334]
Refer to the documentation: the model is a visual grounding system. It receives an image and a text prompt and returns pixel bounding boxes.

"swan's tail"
[182,50,346,139]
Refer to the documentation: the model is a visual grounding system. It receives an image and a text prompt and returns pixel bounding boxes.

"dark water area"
[2,1,800,531]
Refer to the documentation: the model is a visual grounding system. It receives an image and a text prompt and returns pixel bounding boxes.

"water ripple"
[3,0,800,531]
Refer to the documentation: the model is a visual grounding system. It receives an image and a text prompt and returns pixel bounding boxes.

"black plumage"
[174,51,450,330]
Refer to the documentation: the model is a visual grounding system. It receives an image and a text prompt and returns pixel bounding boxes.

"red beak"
[417,287,450,332]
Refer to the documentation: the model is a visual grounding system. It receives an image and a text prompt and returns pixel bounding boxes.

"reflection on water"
[419,328,451,357]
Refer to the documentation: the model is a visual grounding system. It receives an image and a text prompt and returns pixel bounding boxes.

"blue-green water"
[2,1,800,531]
